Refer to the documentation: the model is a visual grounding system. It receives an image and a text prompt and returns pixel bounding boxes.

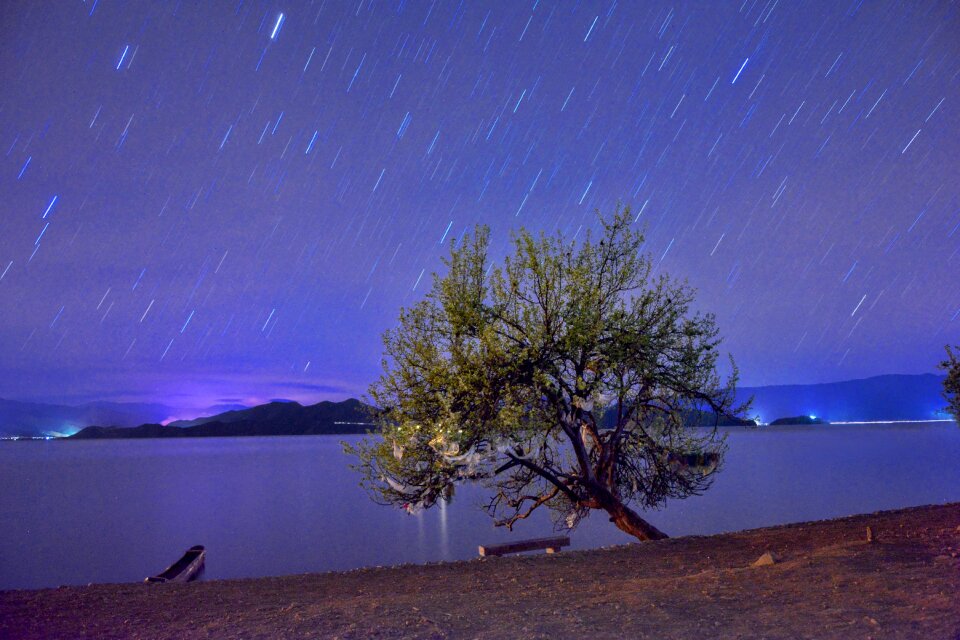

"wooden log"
[478,536,571,557]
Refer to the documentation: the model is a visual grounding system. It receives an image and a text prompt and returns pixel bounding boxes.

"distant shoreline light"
[828,419,955,425]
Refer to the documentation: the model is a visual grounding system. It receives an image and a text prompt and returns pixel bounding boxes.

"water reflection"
[0,422,958,590]
[439,497,449,560]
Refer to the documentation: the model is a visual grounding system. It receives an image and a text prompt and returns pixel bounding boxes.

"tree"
[347,207,748,542]
[941,346,960,423]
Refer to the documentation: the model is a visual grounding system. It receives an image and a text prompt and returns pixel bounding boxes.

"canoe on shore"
[144,546,205,583]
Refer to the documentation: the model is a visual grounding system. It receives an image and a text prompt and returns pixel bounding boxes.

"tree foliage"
[941,345,960,423]
[347,207,749,541]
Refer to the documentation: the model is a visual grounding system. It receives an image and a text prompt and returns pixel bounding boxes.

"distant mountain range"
[0,373,950,440]
[69,399,373,439]
[738,373,950,423]
[0,398,245,439]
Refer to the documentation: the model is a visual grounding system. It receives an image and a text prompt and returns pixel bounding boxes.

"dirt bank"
[3,503,959,639]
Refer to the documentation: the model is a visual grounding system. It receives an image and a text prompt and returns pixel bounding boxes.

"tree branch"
[503,450,581,504]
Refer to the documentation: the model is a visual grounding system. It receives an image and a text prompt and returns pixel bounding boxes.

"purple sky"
[1,1,958,408]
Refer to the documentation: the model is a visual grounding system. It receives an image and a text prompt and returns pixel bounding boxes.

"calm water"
[2,422,959,590]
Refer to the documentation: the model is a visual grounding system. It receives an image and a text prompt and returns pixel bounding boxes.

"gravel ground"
[3,503,959,639]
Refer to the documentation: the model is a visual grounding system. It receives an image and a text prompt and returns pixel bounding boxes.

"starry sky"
[1,0,958,409]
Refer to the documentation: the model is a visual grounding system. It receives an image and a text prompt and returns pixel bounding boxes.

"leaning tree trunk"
[588,482,668,541]
[607,500,668,540]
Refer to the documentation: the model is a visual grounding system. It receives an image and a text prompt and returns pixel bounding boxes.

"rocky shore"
[3,503,959,639]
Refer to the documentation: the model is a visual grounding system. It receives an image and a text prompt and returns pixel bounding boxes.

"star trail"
[0,0,958,408]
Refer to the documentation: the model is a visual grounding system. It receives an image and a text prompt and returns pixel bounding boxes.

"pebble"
[751,551,778,567]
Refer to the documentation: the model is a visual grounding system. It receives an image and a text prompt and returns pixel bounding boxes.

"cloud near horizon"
[0,366,364,410]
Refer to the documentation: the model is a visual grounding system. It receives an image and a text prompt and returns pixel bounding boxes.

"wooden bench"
[478,536,571,557]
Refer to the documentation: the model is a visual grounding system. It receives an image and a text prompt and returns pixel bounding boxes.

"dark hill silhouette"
[737,373,948,423]
[768,415,829,426]
[69,398,374,439]
[167,398,367,428]
[0,398,239,438]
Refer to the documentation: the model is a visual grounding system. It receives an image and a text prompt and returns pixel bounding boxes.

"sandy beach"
[3,503,959,639]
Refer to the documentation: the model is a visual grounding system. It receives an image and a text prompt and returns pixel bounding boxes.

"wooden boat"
[145,545,205,583]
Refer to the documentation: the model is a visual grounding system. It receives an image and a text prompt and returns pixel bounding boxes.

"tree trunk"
[588,482,668,541]
[607,500,668,540]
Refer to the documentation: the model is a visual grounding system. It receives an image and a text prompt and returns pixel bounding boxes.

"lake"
[1,422,959,591]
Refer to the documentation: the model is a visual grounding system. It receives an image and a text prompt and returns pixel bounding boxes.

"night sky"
[1,1,958,410]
